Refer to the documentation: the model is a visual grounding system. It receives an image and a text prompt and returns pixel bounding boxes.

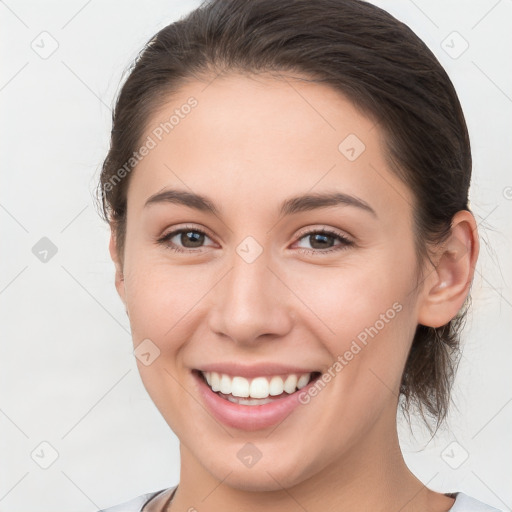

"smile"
[192,368,322,430]
[200,370,320,404]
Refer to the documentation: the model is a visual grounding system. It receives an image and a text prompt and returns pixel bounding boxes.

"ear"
[109,228,126,307]
[417,210,479,328]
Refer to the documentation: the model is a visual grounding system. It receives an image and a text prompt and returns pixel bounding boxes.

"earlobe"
[108,229,126,307]
[417,210,479,328]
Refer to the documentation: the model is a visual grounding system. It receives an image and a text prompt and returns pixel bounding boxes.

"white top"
[97,487,503,512]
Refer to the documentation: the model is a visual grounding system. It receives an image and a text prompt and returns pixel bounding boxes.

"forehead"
[127,73,413,221]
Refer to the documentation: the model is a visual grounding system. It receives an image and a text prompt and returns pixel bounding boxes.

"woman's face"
[114,73,426,490]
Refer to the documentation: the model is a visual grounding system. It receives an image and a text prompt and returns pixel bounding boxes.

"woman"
[96,0,500,510]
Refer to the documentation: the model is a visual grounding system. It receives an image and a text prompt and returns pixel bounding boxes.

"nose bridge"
[208,241,292,343]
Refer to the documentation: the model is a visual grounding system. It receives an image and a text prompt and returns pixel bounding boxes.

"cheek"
[123,264,175,346]
[122,247,211,341]
[288,258,411,340]
[284,255,417,397]
[286,268,415,450]
[122,255,208,431]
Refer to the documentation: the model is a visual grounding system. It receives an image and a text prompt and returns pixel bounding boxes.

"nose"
[207,248,294,345]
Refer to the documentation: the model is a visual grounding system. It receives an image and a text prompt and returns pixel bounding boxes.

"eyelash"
[156,224,353,256]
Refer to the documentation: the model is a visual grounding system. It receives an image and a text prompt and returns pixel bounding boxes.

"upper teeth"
[201,371,314,399]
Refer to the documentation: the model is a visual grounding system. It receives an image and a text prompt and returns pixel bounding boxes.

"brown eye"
[176,230,206,248]
[295,229,353,255]
[306,232,336,249]
[157,226,215,253]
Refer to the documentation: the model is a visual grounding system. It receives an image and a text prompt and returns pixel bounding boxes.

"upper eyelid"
[160,224,349,238]
[161,224,215,240]
[295,225,352,240]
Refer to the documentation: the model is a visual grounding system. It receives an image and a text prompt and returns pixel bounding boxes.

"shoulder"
[97,488,502,512]
[97,488,169,512]
[450,492,503,511]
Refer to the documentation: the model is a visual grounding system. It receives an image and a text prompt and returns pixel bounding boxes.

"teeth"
[283,375,298,394]
[201,371,315,399]
[269,376,285,396]
[297,374,310,389]
[210,372,220,392]
[249,377,268,398]
[220,374,231,394]
[232,376,250,397]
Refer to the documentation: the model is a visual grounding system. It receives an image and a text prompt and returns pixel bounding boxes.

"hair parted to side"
[97,0,473,431]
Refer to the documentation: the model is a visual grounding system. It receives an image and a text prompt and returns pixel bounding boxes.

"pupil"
[182,231,204,248]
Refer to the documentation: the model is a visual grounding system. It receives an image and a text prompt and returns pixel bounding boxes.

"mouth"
[193,369,322,406]
[191,367,323,430]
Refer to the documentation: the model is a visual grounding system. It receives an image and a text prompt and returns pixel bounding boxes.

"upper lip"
[194,362,321,379]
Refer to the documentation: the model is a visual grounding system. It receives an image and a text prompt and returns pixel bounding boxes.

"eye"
[156,225,353,255]
[293,228,353,255]
[156,225,216,253]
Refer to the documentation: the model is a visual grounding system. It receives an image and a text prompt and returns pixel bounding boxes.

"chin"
[202,450,315,493]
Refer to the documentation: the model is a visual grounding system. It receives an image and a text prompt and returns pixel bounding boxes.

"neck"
[168,410,454,512]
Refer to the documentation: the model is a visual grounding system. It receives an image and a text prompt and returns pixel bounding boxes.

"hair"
[97,0,473,431]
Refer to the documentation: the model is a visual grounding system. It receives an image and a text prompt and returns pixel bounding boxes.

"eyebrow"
[144,188,377,218]
[280,191,377,217]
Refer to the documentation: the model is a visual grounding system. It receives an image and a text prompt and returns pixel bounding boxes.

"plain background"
[0,1,511,511]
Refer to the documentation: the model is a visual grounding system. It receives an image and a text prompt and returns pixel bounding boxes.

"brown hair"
[97,0,473,430]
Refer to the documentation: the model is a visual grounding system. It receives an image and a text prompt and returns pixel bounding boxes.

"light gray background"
[1,1,511,511]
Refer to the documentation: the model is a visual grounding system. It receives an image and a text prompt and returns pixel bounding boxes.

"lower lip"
[192,370,320,431]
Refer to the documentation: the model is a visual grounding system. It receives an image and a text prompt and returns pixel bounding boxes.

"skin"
[109,73,479,512]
